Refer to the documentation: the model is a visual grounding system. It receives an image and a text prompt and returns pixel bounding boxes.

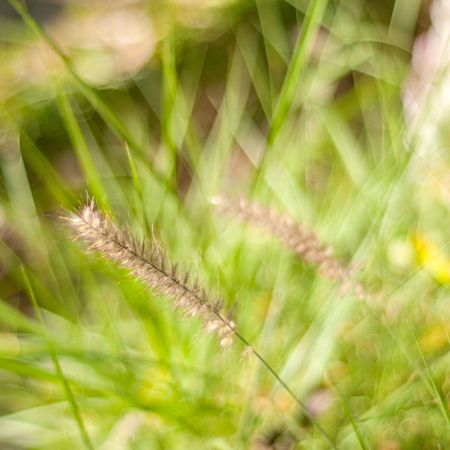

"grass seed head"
[67,200,235,346]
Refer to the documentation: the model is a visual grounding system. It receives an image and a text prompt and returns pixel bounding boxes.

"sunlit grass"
[1,0,450,449]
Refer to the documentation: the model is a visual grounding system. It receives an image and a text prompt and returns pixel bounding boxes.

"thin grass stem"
[22,266,95,450]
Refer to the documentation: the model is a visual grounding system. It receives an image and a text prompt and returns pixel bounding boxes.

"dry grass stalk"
[66,200,235,346]
[213,196,365,299]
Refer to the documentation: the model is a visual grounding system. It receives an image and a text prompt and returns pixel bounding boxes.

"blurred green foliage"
[1,0,450,449]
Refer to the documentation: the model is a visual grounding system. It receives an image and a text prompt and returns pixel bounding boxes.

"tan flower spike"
[66,200,235,347]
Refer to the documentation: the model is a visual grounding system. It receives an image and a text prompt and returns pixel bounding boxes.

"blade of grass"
[125,143,143,201]
[7,0,134,146]
[233,329,337,448]
[316,106,368,186]
[238,25,273,119]
[414,334,450,428]
[0,299,44,336]
[267,0,329,146]
[7,0,172,194]
[161,25,178,192]
[54,79,109,209]
[252,0,329,196]
[21,266,95,450]
[0,356,62,383]
[192,36,253,200]
[332,378,369,450]
[20,131,73,207]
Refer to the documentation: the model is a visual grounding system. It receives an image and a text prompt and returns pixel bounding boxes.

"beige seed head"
[66,200,235,346]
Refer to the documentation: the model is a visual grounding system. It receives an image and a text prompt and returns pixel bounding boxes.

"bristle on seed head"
[66,200,235,346]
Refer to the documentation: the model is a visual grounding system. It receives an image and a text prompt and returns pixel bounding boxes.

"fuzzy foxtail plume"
[213,195,365,299]
[66,200,235,346]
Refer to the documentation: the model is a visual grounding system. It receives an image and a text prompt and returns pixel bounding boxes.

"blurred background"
[1,0,450,449]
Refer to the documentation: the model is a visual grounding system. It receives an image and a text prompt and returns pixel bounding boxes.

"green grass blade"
[0,299,43,335]
[22,266,95,450]
[161,28,178,190]
[414,334,450,428]
[54,80,108,209]
[333,379,369,450]
[20,131,73,207]
[268,0,329,145]
[7,0,170,192]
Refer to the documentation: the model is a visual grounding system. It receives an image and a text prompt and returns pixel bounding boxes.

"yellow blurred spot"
[419,322,450,353]
[412,233,450,284]
[138,367,172,404]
